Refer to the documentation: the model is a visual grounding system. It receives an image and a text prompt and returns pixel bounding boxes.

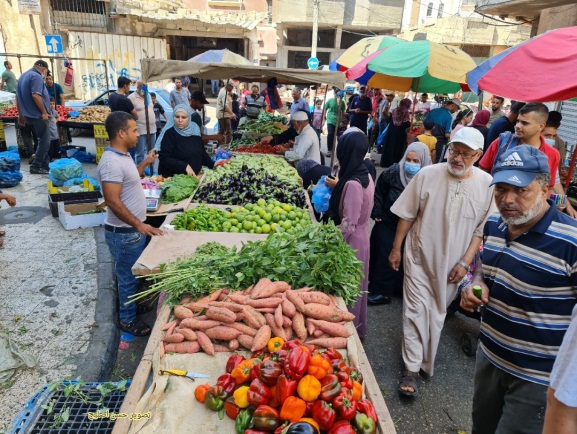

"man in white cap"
[283,110,321,164]
[389,127,496,398]
[216,79,237,144]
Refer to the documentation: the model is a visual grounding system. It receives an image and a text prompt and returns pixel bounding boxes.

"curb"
[75,227,119,381]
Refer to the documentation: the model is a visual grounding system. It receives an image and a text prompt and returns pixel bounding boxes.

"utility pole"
[309,0,319,107]
[312,0,319,60]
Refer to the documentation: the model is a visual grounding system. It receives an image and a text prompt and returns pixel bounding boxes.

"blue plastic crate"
[8,380,131,434]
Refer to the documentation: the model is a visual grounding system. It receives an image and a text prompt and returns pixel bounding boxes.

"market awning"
[115,0,267,30]
[140,59,347,89]
[475,0,577,19]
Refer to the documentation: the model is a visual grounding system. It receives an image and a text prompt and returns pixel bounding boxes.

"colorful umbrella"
[467,27,577,102]
[329,36,404,72]
[352,40,476,93]
[190,49,252,66]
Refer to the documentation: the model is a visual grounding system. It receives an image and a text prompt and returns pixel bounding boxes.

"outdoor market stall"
[112,153,396,434]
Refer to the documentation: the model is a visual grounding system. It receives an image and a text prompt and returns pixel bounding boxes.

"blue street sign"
[44,35,63,54]
[307,57,319,70]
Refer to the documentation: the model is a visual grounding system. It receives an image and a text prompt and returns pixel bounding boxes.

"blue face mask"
[544,138,555,147]
[404,162,421,175]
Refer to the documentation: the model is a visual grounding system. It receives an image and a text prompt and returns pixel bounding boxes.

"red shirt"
[479,135,559,187]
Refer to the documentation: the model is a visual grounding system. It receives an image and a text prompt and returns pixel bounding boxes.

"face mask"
[544,138,555,147]
[404,162,421,176]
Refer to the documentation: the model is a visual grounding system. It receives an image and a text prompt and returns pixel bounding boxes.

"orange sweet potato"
[251,325,272,352]
[195,331,215,356]
[164,341,200,354]
[174,305,194,320]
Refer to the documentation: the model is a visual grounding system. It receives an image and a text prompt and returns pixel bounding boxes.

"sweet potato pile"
[160,279,356,356]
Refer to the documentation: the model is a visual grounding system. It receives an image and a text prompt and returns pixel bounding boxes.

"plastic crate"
[47,180,102,217]
[8,380,131,434]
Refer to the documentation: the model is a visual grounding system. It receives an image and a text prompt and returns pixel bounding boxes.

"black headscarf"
[328,130,370,225]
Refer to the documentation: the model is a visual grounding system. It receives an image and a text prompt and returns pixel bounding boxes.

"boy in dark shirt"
[150,92,167,135]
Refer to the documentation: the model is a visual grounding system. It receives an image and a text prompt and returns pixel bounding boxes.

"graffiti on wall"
[80,60,142,95]
[69,32,166,100]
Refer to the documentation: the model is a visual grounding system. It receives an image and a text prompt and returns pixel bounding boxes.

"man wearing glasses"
[388,127,496,398]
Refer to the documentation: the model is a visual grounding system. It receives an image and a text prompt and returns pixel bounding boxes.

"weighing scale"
[143,188,162,212]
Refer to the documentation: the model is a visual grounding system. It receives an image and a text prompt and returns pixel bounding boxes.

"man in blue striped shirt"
[461,145,577,434]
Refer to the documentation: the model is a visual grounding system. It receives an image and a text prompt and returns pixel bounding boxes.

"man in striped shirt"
[461,145,577,434]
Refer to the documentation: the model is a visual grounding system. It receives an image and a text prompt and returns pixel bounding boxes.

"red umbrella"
[467,26,577,102]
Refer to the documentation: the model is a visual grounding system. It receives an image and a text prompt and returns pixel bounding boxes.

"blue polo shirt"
[424,107,453,135]
[480,201,577,385]
[16,67,50,119]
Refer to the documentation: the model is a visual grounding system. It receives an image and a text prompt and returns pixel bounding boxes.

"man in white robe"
[389,127,496,397]
[284,110,321,164]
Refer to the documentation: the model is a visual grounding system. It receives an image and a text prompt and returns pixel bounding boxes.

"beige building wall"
[537,4,577,34]
[398,16,530,47]
[0,0,49,75]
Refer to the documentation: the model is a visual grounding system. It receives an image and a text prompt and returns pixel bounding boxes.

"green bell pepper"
[235,407,254,434]
[204,385,228,412]
[352,413,376,434]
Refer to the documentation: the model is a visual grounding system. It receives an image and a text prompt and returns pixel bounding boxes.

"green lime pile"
[223,199,312,234]
[171,199,312,234]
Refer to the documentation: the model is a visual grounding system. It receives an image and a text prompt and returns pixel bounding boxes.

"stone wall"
[0,0,48,75]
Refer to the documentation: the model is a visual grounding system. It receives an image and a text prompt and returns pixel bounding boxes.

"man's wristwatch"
[458,261,471,273]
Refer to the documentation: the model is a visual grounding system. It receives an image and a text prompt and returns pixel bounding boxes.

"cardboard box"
[58,201,106,230]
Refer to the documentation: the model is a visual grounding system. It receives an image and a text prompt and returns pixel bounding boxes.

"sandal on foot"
[0,231,5,237]
[399,370,419,397]
[119,318,151,337]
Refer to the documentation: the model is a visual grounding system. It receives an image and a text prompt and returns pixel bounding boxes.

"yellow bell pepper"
[297,374,321,402]
[233,385,250,408]
[268,337,285,353]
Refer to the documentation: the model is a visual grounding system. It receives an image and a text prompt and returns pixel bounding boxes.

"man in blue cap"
[461,145,577,434]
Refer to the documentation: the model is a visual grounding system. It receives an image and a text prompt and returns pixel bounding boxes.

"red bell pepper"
[337,371,353,390]
[251,360,263,381]
[217,373,237,395]
[284,346,311,380]
[271,349,288,365]
[245,430,269,434]
[260,359,284,387]
[283,339,305,351]
[277,374,298,403]
[226,353,246,373]
[224,396,240,420]
[319,374,342,402]
[328,420,356,434]
[357,399,378,423]
[330,358,347,373]
[311,399,336,431]
[343,366,363,384]
[323,348,343,361]
[304,400,315,417]
[253,405,280,431]
[332,395,357,421]
[248,378,272,407]
[269,385,281,409]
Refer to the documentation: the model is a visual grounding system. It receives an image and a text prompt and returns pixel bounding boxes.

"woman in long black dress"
[157,104,215,177]
[368,142,432,305]
[380,98,412,167]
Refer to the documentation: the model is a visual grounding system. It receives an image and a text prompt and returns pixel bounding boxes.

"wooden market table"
[114,223,397,434]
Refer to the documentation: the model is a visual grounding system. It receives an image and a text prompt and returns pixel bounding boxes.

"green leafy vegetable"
[161,174,200,203]
[134,223,363,306]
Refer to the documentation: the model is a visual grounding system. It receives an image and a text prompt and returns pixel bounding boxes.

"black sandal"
[399,370,419,397]
[119,318,151,337]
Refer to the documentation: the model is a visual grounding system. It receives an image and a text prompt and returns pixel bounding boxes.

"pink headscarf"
[392,98,412,126]
[472,110,490,127]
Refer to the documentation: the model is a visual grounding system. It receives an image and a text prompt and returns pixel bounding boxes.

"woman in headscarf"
[326,130,375,339]
[296,159,331,190]
[157,104,215,177]
[380,98,412,167]
[471,109,490,151]
[368,142,432,305]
